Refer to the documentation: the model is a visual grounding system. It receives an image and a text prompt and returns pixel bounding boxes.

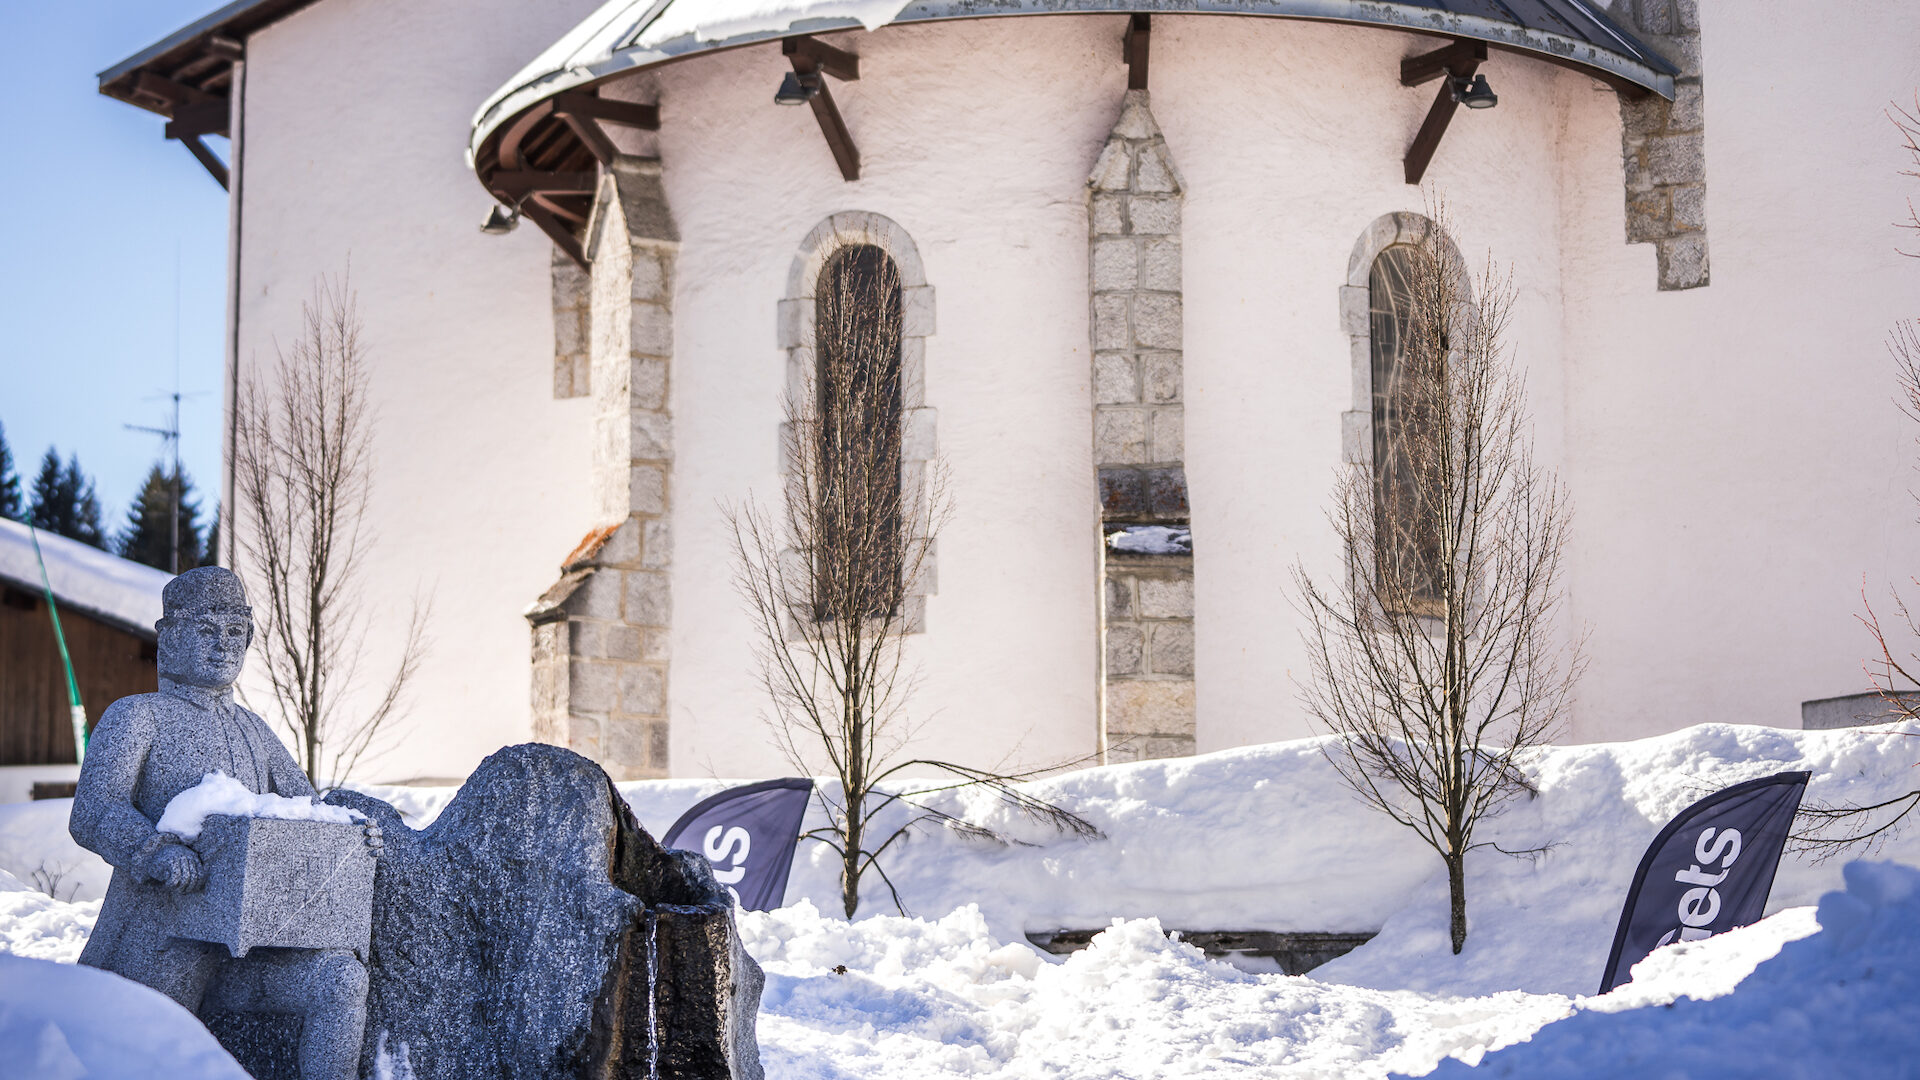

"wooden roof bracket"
[1124,13,1150,91]
[550,93,661,165]
[784,36,860,181]
[1401,39,1486,186]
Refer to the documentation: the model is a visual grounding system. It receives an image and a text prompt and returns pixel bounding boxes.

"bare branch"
[232,270,432,788]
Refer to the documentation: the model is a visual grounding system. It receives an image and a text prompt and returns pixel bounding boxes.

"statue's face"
[158,611,252,689]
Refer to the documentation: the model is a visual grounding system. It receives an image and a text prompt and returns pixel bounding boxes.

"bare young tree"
[234,273,428,788]
[1293,207,1581,954]
[728,240,1095,918]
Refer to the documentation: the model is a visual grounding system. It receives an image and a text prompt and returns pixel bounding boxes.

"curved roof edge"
[470,0,1679,164]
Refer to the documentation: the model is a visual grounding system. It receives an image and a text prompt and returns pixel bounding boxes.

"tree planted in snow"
[118,463,206,572]
[727,240,1095,917]
[29,450,108,549]
[233,272,429,788]
[1294,206,1580,955]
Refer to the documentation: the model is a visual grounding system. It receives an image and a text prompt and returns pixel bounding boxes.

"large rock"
[312,744,763,1080]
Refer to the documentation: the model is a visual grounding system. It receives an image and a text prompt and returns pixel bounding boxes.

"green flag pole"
[27,524,88,765]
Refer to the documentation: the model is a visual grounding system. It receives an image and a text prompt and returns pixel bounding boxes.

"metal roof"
[471,0,1678,162]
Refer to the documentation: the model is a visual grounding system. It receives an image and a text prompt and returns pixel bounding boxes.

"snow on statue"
[67,566,384,1080]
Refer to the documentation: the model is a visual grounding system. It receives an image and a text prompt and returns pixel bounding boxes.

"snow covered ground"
[3,721,1918,1077]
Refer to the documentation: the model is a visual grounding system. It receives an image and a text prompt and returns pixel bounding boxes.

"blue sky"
[1,1,232,528]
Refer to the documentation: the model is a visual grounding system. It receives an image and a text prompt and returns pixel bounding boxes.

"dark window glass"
[814,244,904,618]
[1369,244,1441,614]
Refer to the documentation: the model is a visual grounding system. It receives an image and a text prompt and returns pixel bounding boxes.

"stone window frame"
[776,211,938,633]
[1337,211,1471,622]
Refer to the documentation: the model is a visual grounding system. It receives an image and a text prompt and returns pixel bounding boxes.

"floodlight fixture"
[1449,71,1498,109]
[775,70,822,106]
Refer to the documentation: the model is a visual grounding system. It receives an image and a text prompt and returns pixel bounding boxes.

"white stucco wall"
[224,0,1920,782]
[1553,1,1920,741]
[638,14,1589,775]
[235,0,604,782]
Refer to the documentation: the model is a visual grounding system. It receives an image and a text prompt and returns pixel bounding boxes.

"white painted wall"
[641,14,1585,774]
[227,0,1920,781]
[1553,0,1920,741]
[236,0,605,782]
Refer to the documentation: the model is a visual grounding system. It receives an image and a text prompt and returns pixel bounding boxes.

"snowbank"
[1421,861,1920,1079]
[741,900,1574,1079]
[754,721,1920,998]
[0,868,96,963]
[154,772,365,842]
[0,951,249,1079]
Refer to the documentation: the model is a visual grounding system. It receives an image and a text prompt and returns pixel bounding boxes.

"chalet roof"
[0,519,171,641]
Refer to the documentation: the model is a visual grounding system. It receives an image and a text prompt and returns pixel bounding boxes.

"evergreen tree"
[203,502,221,568]
[0,422,21,521]
[29,450,108,549]
[118,463,205,572]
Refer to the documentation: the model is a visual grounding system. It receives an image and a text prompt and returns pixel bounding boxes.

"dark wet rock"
[319,743,762,1080]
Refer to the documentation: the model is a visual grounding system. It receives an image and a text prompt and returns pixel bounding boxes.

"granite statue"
[69,566,381,1080]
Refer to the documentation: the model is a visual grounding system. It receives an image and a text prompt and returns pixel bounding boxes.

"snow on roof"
[0,518,171,639]
[470,0,1677,163]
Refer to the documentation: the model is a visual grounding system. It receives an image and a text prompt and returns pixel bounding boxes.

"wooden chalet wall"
[0,584,157,766]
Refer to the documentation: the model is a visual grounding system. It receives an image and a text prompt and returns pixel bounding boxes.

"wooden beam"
[555,110,616,164]
[1403,53,1480,185]
[783,36,859,82]
[179,135,229,189]
[551,93,660,131]
[486,170,598,200]
[784,37,860,182]
[522,201,587,269]
[807,79,860,182]
[164,99,229,140]
[1124,13,1150,91]
[134,71,216,110]
[1401,40,1485,88]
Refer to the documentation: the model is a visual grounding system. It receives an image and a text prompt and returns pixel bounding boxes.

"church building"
[99,0,1920,783]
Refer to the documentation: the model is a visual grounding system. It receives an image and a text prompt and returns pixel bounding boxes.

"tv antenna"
[125,244,204,573]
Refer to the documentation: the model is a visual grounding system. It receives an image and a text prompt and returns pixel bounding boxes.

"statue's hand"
[362,821,384,860]
[135,840,207,893]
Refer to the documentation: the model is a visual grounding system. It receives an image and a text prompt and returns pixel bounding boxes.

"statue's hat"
[161,566,253,621]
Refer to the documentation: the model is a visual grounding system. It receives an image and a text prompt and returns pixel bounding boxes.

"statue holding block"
[70,567,382,1080]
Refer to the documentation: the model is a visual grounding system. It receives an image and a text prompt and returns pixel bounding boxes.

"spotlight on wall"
[775,70,822,106]
[1448,71,1498,109]
[480,203,520,235]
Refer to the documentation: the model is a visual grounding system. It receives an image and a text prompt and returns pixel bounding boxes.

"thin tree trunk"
[841,796,863,918]
[1447,850,1467,955]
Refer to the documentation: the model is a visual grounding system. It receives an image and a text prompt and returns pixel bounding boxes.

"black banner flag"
[662,778,813,912]
[1598,771,1809,994]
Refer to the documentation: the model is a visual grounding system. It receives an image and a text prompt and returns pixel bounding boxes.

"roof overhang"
[469,0,1677,261]
[96,0,325,188]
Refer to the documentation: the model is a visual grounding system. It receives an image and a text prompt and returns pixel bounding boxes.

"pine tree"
[0,422,21,521]
[203,502,221,568]
[29,450,108,549]
[118,463,205,572]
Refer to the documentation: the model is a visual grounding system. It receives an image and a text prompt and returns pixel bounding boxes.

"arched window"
[814,243,904,615]
[779,211,936,632]
[1368,244,1441,613]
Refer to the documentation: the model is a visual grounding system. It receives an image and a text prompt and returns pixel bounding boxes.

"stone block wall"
[553,249,591,398]
[1088,90,1194,763]
[527,157,678,781]
[1102,550,1196,761]
[1611,0,1708,290]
